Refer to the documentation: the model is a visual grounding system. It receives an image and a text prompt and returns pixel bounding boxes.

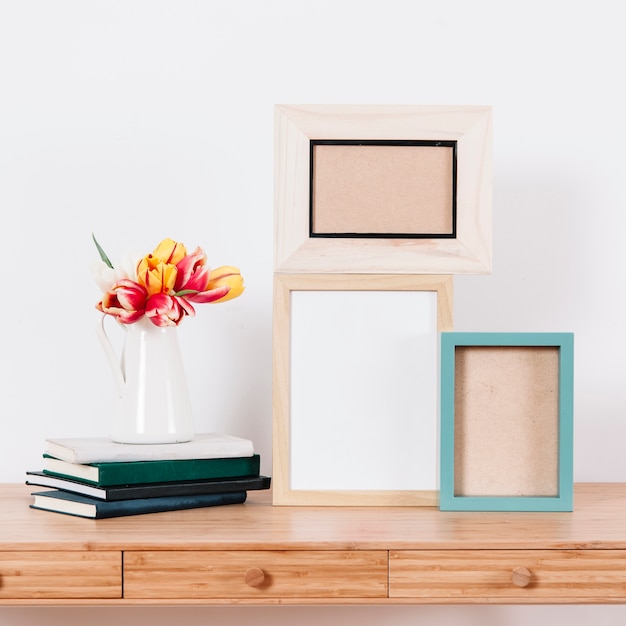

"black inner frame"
[309,139,458,239]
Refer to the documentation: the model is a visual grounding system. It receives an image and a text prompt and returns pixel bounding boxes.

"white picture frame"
[272,273,454,506]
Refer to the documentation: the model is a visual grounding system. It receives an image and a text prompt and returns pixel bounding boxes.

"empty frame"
[311,140,456,238]
[439,332,574,512]
[272,274,454,506]
[275,104,492,274]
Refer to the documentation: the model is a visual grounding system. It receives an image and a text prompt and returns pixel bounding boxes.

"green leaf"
[92,233,114,269]
[173,289,200,297]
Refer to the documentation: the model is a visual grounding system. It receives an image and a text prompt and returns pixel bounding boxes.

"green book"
[42,453,260,487]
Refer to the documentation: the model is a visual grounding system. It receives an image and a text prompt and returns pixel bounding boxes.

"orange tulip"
[136,255,178,297]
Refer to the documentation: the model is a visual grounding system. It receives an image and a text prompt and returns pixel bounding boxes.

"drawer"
[0,551,121,599]
[389,550,626,601]
[124,550,388,599]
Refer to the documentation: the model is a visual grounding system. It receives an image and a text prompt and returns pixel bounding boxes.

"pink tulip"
[145,293,195,327]
[96,279,147,324]
[174,247,210,293]
[186,283,232,304]
[173,248,235,304]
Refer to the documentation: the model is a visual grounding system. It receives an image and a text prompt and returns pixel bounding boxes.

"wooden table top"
[2,483,626,552]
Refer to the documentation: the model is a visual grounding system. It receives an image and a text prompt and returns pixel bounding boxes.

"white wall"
[1,0,624,623]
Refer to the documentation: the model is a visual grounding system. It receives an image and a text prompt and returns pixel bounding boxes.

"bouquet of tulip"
[93,235,244,327]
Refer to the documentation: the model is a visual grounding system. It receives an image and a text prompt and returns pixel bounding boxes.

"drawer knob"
[511,566,532,588]
[244,567,266,588]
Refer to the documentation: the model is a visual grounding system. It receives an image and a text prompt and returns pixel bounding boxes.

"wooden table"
[2,483,626,605]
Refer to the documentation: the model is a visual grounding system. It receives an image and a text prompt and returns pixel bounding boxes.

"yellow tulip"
[152,238,187,265]
[206,266,245,303]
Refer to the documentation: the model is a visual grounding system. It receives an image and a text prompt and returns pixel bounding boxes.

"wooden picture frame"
[310,139,457,239]
[274,104,492,274]
[439,332,574,512]
[272,274,454,506]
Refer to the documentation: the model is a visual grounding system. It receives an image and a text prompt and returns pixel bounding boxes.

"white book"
[45,433,255,464]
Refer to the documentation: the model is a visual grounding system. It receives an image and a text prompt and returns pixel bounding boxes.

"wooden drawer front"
[389,550,626,601]
[0,551,121,599]
[124,550,388,599]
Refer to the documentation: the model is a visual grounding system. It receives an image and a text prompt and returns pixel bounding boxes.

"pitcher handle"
[96,314,126,398]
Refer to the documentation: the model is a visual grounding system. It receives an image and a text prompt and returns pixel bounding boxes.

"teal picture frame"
[440,332,574,512]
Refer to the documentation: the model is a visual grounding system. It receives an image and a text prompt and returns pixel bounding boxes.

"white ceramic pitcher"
[96,315,195,444]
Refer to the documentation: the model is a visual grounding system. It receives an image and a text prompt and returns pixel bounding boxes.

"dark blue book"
[30,489,246,519]
[26,471,270,501]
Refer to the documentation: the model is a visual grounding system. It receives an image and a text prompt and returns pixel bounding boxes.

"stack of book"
[25,433,271,518]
